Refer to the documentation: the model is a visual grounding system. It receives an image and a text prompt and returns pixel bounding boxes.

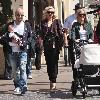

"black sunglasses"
[16,14,24,17]
[78,14,86,17]
[47,11,54,14]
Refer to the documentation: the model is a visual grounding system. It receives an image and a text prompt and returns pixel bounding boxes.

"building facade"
[1,0,97,27]
[11,0,28,21]
[10,0,80,26]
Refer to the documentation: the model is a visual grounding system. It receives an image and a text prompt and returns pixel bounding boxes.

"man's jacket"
[0,21,33,53]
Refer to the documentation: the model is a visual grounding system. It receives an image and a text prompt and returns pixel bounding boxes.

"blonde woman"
[40,6,63,90]
[71,8,93,79]
[71,8,93,42]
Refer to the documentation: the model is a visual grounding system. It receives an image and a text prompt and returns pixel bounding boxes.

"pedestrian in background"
[26,41,33,79]
[1,22,12,80]
[40,6,63,90]
[35,25,43,70]
[63,3,84,68]
[25,20,33,79]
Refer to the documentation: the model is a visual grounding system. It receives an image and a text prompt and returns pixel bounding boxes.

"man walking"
[63,3,83,69]
[1,8,32,94]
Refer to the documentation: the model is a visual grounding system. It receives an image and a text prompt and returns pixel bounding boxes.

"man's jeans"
[9,52,27,90]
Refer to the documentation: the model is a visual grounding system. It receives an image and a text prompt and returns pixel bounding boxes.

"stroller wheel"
[71,81,77,96]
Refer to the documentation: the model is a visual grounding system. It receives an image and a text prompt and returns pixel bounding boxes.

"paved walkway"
[0,56,100,100]
[0,56,74,100]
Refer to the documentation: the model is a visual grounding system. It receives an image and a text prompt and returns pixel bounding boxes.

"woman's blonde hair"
[77,8,88,23]
[42,6,56,20]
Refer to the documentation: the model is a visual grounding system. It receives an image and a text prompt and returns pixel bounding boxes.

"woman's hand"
[88,39,93,43]
[75,39,80,43]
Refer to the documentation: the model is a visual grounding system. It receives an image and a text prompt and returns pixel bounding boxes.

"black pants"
[64,46,71,66]
[44,48,59,83]
[26,46,32,75]
[68,39,75,70]
[35,47,42,69]
[4,52,12,79]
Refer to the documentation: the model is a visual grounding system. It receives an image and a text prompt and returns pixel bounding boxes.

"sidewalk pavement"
[0,55,73,100]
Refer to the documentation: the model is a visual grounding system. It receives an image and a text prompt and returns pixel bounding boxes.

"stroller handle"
[75,39,93,44]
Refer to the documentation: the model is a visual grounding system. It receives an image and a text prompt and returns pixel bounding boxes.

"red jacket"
[94,26,99,43]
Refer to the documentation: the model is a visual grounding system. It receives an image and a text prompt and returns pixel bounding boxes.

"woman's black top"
[40,19,63,51]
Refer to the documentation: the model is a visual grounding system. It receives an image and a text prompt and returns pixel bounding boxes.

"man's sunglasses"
[16,14,24,17]
[47,11,54,14]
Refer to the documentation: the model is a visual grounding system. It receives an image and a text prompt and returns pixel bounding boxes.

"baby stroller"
[71,40,100,98]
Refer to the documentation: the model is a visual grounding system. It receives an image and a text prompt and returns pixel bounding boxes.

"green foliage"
[0,0,13,25]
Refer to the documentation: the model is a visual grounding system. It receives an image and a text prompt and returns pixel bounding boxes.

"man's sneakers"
[14,87,21,95]
[14,86,27,95]
[27,74,32,79]
[21,86,27,94]
[4,76,12,80]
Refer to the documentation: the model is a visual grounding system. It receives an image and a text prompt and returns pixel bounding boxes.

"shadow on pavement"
[30,88,100,99]
[30,89,73,99]
[49,89,72,99]
[28,81,72,86]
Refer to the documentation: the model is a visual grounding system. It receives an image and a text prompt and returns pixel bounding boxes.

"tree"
[1,0,13,24]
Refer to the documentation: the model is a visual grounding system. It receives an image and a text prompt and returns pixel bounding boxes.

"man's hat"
[73,3,84,10]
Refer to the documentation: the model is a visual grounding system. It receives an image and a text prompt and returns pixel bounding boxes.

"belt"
[12,52,21,55]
